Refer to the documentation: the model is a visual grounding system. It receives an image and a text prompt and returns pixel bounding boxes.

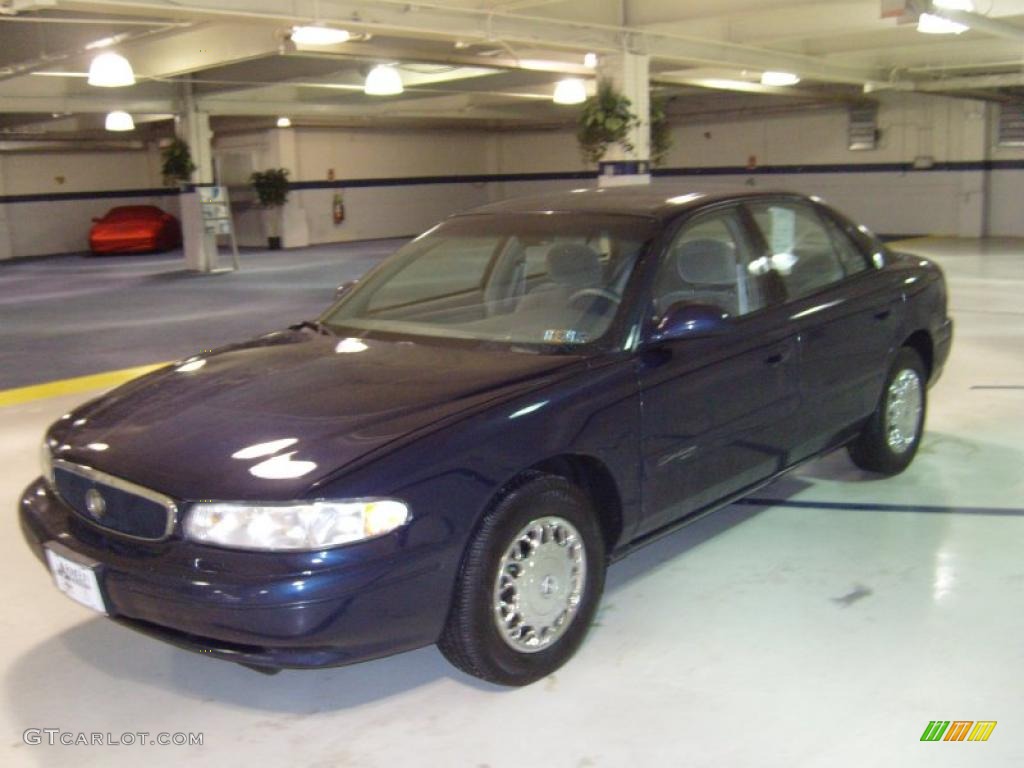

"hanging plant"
[576,79,638,165]
[250,168,290,208]
[160,137,197,186]
[649,95,672,167]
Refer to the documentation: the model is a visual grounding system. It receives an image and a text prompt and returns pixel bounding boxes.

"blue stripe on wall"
[5,158,1024,204]
[0,187,179,204]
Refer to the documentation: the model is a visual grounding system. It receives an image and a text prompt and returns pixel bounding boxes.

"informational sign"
[196,185,240,271]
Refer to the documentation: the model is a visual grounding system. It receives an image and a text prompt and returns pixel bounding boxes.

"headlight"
[184,499,409,551]
[40,440,55,486]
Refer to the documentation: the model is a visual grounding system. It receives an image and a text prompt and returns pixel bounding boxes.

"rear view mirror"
[335,279,358,300]
[651,302,731,342]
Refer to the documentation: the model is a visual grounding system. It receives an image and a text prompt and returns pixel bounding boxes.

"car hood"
[51,329,583,500]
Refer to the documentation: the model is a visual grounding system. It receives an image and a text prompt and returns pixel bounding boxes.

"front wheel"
[438,474,606,686]
[848,347,927,475]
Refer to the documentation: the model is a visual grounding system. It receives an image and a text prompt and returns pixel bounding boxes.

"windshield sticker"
[543,329,588,344]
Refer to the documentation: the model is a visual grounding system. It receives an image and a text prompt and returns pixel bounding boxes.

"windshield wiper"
[290,320,334,336]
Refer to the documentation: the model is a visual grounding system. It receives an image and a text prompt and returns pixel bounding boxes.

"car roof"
[461,187,808,222]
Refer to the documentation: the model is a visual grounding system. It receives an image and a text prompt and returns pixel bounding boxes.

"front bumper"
[20,479,454,669]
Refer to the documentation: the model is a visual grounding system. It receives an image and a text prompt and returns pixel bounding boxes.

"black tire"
[848,347,927,475]
[438,472,606,686]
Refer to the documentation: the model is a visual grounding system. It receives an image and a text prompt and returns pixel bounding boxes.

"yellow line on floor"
[0,363,169,408]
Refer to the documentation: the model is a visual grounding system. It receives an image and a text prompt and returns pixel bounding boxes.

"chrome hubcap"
[885,368,923,454]
[493,516,586,653]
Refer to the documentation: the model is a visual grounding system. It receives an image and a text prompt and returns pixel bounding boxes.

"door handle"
[874,309,892,321]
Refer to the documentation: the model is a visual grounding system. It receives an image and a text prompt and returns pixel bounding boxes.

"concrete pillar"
[178,83,218,271]
[267,127,309,248]
[0,155,13,261]
[597,51,651,187]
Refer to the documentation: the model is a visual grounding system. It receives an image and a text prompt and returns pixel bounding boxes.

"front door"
[636,206,801,537]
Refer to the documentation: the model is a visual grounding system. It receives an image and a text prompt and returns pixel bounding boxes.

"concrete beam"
[0,95,177,113]
[56,0,884,84]
[196,95,542,121]
[118,21,287,78]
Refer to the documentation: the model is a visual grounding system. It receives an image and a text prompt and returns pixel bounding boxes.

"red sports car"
[89,205,182,255]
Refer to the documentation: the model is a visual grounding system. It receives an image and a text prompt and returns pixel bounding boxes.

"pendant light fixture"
[364,65,403,96]
[105,111,135,131]
[88,52,135,87]
[553,78,587,105]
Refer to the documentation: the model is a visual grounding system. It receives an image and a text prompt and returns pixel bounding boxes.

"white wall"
[665,93,988,168]
[652,93,991,237]
[1,149,159,195]
[7,194,180,259]
[214,127,497,246]
[4,91,1024,261]
[0,148,175,260]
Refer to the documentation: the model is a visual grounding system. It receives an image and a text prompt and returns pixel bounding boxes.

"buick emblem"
[85,488,107,518]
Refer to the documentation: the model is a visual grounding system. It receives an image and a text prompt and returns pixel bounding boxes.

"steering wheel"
[568,288,621,309]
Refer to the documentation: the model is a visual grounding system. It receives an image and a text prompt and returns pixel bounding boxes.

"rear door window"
[746,201,849,300]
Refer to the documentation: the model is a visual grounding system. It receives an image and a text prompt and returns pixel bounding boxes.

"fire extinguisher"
[333,192,345,225]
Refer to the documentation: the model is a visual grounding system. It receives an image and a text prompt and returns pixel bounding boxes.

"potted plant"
[576,79,638,164]
[250,168,290,249]
[160,137,197,187]
[649,95,672,167]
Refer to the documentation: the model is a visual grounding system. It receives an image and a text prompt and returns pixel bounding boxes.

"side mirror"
[335,279,358,300]
[651,302,731,342]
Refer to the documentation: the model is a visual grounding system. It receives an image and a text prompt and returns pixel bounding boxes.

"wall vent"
[848,104,880,151]
[997,102,1024,147]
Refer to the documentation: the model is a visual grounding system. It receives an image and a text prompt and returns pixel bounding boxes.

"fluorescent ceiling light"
[104,111,135,131]
[553,78,587,104]
[88,52,135,87]
[583,52,598,68]
[917,12,969,33]
[364,65,403,96]
[290,25,350,45]
[760,71,800,86]
[276,116,292,128]
[85,36,119,51]
[932,0,973,10]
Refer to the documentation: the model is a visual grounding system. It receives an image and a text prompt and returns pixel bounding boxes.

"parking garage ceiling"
[3,0,1024,143]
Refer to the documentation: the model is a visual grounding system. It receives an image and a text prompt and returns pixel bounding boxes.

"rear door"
[636,205,800,537]
[744,198,904,459]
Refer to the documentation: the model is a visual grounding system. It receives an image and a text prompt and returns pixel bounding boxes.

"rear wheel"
[438,473,606,686]
[848,347,927,475]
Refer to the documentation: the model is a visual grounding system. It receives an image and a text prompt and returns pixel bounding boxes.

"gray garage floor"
[0,242,400,389]
[1,237,1022,767]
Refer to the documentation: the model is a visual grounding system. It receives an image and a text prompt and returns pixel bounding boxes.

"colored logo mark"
[921,721,997,742]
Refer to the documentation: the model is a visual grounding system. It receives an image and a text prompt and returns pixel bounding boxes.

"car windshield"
[322,212,656,348]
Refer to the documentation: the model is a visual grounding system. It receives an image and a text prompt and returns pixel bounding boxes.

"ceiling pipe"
[936,9,1024,41]
[0,15,191,26]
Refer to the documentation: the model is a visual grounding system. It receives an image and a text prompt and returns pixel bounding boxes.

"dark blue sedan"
[21,188,952,686]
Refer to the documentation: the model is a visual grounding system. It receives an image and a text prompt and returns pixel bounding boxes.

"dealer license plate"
[45,545,107,615]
